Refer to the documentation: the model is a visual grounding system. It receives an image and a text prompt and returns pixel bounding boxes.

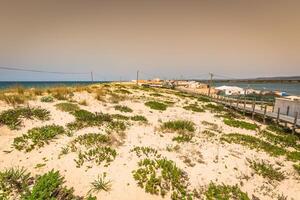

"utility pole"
[208,72,213,96]
[136,70,139,85]
[90,71,94,82]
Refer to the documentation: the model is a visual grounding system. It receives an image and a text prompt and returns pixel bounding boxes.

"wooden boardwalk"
[176,88,300,130]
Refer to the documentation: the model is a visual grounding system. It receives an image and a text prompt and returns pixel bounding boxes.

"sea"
[0,81,299,96]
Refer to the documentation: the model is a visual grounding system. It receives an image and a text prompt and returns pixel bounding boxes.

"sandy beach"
[0,83,299,200]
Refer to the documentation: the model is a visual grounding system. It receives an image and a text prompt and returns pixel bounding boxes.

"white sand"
[0,85,299,200]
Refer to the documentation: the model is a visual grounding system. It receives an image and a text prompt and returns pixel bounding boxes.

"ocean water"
[0,81,108,89]
[214,82,300,96]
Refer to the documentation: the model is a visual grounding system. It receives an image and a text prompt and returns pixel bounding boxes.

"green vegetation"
[221,133,286,157]
[183,104,204,112]
[160,120,195,133]
[267,124,292,135]
[249,160,285,181]
[293,163,300,175]
[0,167,82,199]
[115,89,132,94]
[131,115,148,123]
[205,183,250,200]
[203,103,227,113]
[172,134,193,143]
[145,101,167,111]
[106,120,127,133]
[259,130,300,150]
[131,146,160,158]
[0,167,31,199]
[62,133,117,167]
[25,170,78,200]
[197,96,210,102]
[35,163,46,169]
[67,109,112,130]
[221,133,300,162]
[55,102,80,113]
[75,147,117,168]
[149,93,163,97]
[114,105,133,113]
[111,114,130,120]
[89,173,112,194]
[223,118,258,130]
[13,125,66,152]
[40,96,54,102]
[132,158,192,198]
[0,107,50,130]
[161,120,195,143]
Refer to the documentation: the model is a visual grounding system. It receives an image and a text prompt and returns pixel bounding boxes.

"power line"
[0,66,89,75]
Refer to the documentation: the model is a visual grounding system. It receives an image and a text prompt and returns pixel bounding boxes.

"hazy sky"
[0,0,299,81]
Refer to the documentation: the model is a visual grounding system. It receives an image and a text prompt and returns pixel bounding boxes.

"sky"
[0,0,299,81]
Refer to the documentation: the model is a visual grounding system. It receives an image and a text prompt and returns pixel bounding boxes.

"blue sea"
[0,81,109,89]
[214,82,300,96]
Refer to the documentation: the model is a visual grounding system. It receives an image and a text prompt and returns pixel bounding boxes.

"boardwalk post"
[276,108,280,124]
[236,98,239,109]
[252,101,256,119]
[292,112,298,134]
[285,106,290,127]
[272,103,275,113]
[230,99,232,109]
[263,105,267,124]
[243,98,246,115]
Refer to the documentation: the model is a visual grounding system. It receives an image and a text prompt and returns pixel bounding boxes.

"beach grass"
[145,101,167,111]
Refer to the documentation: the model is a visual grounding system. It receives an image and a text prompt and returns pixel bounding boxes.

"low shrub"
[160,120,195,133]
[221,133,286,157]
[132,158,192,198]
[205,183,250,200]
[0,167,31,199]
[40,96,54,102]
[249,160,285,181]
[115,89,132,94]
[183,104,204,112]
[25,170,78,199]
[131,115,148,122]
[13,125,66,152]
[55,102,80,113]
[130,146,160,158]
[0,107,50,130]
[114,105,133,113]
[203,103,227,113]
[221,133,300,162]
[67,109,112,130]
[145,101,167,111]
[223,118,258,130]
[63,133,117,167]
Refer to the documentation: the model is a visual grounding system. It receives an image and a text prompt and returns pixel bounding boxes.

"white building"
[274,97,300,117]
[215,86,245,95]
